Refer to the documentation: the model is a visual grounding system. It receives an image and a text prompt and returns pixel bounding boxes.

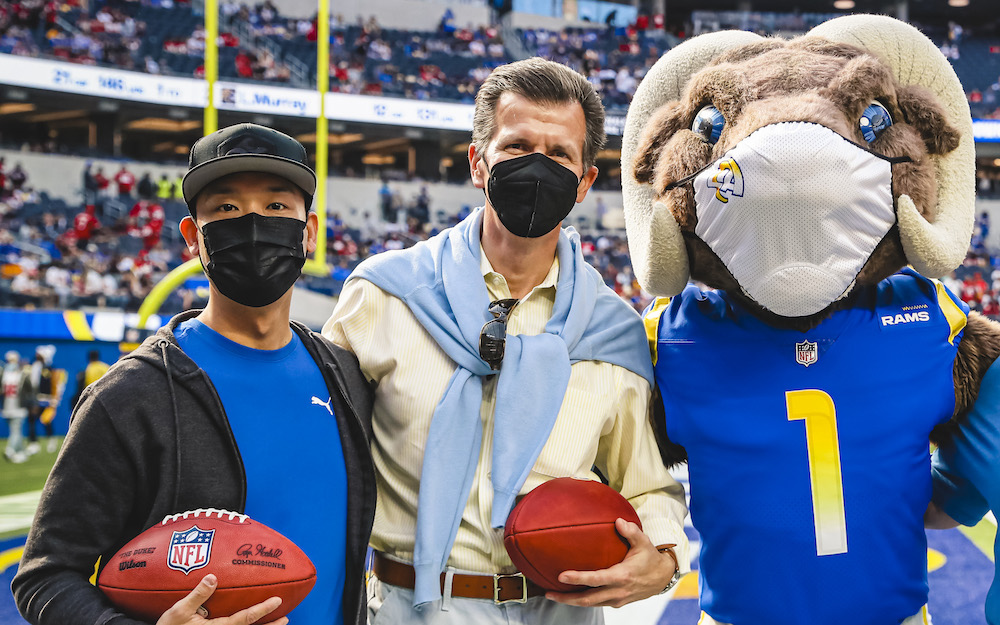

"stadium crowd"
[0,158,660,315]
[5,157,1000,320]
[968,73,1000,120]
[0,158,190,312]
[3,1,1000,315]
[4,0,999,116]
[1,0,672,111]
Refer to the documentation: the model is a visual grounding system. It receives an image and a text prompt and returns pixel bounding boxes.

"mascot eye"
[692,105,726,144]
[859,101,893,143]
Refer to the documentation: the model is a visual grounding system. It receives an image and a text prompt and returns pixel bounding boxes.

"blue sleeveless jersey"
[647,269,967,625]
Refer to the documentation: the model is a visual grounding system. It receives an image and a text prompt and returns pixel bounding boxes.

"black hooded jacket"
[12,311,376,625]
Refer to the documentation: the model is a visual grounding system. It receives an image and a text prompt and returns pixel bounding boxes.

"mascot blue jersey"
[646,269,968,625]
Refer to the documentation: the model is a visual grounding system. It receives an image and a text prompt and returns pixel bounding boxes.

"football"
[98,508,316,622]
[503,477,641,592]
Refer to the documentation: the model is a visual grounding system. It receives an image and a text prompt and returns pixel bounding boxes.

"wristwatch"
[656,544,683,594]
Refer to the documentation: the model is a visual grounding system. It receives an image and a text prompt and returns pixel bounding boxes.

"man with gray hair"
[324,57,689,624]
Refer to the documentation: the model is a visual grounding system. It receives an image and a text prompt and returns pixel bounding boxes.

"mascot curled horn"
[624,13,1000,625]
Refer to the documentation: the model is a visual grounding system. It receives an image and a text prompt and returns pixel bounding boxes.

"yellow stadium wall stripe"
[63,310,95,341]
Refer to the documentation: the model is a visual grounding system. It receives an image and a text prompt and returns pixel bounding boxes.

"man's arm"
[322,278,379,379]
[15,374,300,625]
[929,442,991,529]
[925,500,960,530]
[12,389,149,625]
[548,367,689,608]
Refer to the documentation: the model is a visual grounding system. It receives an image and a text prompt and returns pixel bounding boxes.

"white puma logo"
[311,396,333,415]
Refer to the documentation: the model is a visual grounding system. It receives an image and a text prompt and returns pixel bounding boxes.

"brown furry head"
[632,35,959,330]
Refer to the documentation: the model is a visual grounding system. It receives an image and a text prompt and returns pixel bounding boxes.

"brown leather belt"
[372,552,546,604]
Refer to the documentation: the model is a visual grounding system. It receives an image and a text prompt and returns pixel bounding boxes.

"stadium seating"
[9,0,999,116]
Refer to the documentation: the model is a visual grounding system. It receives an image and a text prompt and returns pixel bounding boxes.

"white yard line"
[0,490,41,535]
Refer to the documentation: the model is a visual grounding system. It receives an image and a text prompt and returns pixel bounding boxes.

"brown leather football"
[503,477,641,592]
[98,508,315,622]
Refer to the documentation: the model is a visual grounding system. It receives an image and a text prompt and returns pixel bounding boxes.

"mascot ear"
[623,30,763,297]
[809,14,975,279]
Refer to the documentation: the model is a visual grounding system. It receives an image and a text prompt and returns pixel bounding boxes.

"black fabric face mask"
[200,212,307,307]
[484,152,583,238]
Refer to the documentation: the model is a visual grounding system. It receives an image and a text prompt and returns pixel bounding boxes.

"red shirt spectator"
[43,0,58,25]
[983,295,1000,317]
[94,168,111,196]
[235,50,254,78]
[961,279,981,306]
[73,205,101,243]
[132,249,153,279]
[128,200,165,250]
[114,166,136,195]
[970,273,989,299]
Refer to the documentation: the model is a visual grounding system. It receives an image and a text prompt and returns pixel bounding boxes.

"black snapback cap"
[182,123,317,209]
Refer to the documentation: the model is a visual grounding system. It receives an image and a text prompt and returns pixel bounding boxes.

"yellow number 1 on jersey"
[786,389,848,556]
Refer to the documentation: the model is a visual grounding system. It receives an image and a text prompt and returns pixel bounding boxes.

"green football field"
[0,438,61,495]
[0,438,62,541]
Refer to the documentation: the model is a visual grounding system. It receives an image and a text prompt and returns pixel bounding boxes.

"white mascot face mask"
[678,121,908,318]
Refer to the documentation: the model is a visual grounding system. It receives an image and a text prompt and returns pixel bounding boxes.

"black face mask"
[484,152,582,238]
[200,212,307,308]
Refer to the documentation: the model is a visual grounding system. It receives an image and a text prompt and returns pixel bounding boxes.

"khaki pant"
[368,576,604,625]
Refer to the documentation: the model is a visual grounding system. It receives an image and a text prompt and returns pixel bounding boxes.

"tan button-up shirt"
[323,249,690,575]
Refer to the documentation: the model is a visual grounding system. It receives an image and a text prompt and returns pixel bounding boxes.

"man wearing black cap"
[13,124,375,625]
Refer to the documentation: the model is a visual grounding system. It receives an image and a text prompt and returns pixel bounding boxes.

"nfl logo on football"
[795,340,818,367]
[168,526,215,574]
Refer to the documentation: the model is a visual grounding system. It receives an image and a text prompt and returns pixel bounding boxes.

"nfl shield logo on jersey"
[795,340,818,367]
[167,526,215,574]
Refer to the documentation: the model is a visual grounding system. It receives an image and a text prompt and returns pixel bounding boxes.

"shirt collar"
[480,244,559,299]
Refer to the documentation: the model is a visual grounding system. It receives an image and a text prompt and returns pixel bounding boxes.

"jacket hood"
[123,310,204,376]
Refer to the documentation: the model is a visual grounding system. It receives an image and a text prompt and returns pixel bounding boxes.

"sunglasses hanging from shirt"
[479,299,519,371]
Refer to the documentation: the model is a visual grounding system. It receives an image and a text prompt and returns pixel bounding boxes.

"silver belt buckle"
[493,572,528,604]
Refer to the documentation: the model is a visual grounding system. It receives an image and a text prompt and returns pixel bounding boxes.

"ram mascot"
[623,14,1000,625]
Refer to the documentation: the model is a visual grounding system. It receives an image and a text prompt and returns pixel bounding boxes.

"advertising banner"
[214,81,321,117]
[0,54,207,107]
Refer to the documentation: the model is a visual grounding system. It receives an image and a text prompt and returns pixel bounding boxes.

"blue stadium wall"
[0,309,163,437]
